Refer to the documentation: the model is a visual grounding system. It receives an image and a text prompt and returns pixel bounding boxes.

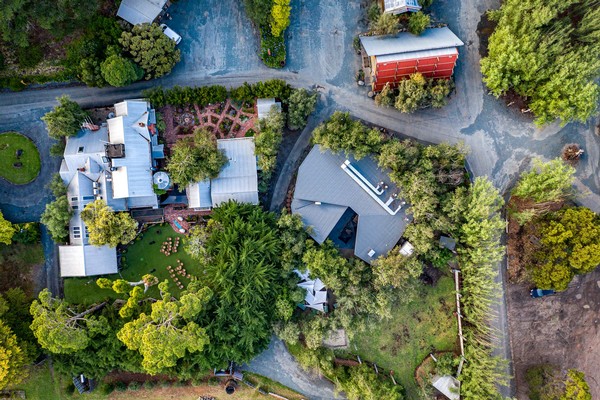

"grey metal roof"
[360,27,464,57]
[439,236,457,251]
[187,180,212,210]
[117,0,167,25]
[292,146,408,263]
[291,199,348,243]
[59,244,118,277]
[211,138,258,207]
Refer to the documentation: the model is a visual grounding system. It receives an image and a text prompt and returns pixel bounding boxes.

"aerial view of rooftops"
[0,0,599,399]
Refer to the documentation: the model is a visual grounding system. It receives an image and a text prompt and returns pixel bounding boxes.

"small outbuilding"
[439,236,457,251]
[379,0,421,14]
[360,27,464,92]
[431,375,460,400]
[256,98,282,120]
[117,0,168,25]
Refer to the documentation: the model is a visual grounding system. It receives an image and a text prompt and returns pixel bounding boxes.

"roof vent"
[315,201,321,205]
[368,249,376,258]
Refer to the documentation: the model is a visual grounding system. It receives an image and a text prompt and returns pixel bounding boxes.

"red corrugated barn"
[360,27,464,92]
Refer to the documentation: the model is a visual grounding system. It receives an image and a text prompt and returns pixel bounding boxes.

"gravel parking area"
[507,270,600,399]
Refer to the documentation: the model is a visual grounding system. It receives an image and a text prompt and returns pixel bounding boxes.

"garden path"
[162,99,257,147]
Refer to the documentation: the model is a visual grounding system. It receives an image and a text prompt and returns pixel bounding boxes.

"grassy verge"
[64,224,200,305]
[0,132,41,184]
[14,363,302,400]
[348,275,458,397]
[243,372,305,399]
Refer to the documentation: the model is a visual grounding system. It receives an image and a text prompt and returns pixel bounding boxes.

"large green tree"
[80,199,138,247]
[40,196,73,242]
[512,158,575,204]
[0,320,27,390]
[41,95,88,139]
[312,111,383,159]
[196,201,287,364]
[100,54,143,87]
[30,289,106,354]
[480,0,600,125]
[370,13,398,35]
[0,211,14,245]
[117,281,211,375]
[167,128,228,187]
[270,0,291,37]
[119,23,181,80]
[287,88,317,130]
[529,207,600,291]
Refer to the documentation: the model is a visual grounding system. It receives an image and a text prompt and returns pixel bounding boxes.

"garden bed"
[0,132,41,184]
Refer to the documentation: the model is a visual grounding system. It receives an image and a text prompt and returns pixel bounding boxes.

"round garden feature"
[0,132,41,184]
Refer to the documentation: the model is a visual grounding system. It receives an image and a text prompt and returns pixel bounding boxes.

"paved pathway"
[244,337,343,400]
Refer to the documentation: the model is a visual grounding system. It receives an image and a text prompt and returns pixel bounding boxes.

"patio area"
[161,99,258,146]
[163,203,210,234]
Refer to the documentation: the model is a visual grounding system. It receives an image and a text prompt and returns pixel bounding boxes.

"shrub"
[408,12,430,35]
[143,380,156,389]
[260,29,286,68]
[128,381,141,390]
[99,382,115,395]
[100,54,143,87]
[17,45,44,68]
[50,142,66,157]
[115,381,127,391]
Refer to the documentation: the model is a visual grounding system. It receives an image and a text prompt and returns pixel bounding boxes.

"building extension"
[379,0,421,14]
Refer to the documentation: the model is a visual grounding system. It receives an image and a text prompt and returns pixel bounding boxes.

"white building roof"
[257,98,282,120]
[117,0,167,25]
[108,101,157,202]
[360,27,464,58]
[383,0,421,14]
[187,180,212,210]
[59,245,118,277]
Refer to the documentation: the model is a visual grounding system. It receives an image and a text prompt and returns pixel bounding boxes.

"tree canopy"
[41,95,88,139]
[117,282,212,375]
[408,11,430,35]
[40,196,73,242]
[312,111,383,159]
[100,54,144,87]
[480,0,600,125]
[191,201,287,365]
[80,199,138,247]
[255,107,285,176]
[0,320,27,390]
[512,158,575,203]
[0,211,14,245]
[30,289,106,354]
[119,23,181,80]
[529,207,600,291]
[166,128,228,187]
[271,0,291,37]
[287,88,317,130]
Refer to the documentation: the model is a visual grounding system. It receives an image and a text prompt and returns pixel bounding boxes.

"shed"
[59,245,118,277]
[431,375,460,400]
[439,236,457,251]
[117,0,167,25]
[256,98,282,120]
[380,0,421,14]
[360,27,464,92]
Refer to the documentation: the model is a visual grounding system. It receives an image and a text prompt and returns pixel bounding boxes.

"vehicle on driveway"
[530,288,556,298]
[160,24,182,45]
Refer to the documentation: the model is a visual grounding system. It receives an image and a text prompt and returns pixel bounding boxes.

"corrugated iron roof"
[360,27,464,57]
[117,0,167,25]
[59,245,118,277]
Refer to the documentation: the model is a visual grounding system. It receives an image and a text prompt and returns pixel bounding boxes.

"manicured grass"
[64,224,201,305]
[348,276,458,398]
[0,132,41,184]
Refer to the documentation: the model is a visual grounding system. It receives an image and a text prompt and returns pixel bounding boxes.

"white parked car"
[160,24,182,45]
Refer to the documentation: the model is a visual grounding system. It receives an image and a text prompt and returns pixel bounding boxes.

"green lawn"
[347,276,458,398]
[64,224,201,305]
[0,132,41,184]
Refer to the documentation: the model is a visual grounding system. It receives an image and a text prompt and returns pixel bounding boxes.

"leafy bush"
[17,44,43,68]
[287,88,318,130]
[128,381,141,391]
[392,73,454,113]
[115,381,127,391]
[100,54,143,87]
[99,382,115,395]
[49,142,66,157]
[142,85,228,108]
[370,13,398,35]
[408,12,430,35]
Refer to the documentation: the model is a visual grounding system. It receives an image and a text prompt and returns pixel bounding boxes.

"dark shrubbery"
[17,45,44,69]
[142,85,228,108]
[260,30,286,68]
[229,79,292,103]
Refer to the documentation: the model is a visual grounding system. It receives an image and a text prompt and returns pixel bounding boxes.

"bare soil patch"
[507,269,600,399]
